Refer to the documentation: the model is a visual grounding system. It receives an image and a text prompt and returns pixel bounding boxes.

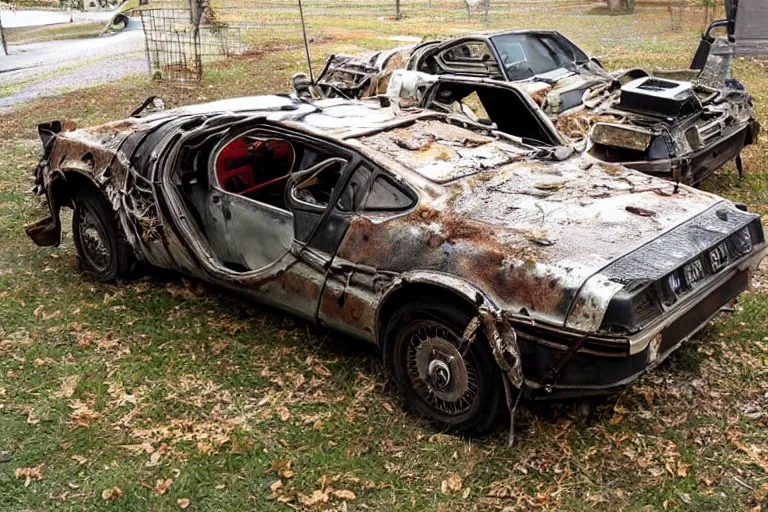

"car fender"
[377,270,525,443]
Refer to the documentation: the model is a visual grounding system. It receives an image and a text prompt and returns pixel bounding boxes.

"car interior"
[175,127,350,272]
[215,137,298,209]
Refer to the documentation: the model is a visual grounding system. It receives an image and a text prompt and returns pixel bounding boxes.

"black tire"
[384,297,505,435]
[72,187,138,282]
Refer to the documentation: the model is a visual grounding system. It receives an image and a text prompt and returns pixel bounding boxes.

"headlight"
[733,227,752,255]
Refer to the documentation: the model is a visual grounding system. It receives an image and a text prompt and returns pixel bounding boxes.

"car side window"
[441,42,494,66]
[363,173,415,212]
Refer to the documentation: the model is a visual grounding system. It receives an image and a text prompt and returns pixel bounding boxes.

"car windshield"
[489,32,588,81]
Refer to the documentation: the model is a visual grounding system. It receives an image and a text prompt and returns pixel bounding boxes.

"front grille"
[659,219,761,307]
[660,269,749,352]
[601,203,761,284]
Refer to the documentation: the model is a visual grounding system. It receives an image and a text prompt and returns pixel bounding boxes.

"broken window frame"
[421,78,566,147]
[362,170,418,213]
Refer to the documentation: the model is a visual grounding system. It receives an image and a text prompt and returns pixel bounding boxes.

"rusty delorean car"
[315,27,759,186]
[25,94,766,440]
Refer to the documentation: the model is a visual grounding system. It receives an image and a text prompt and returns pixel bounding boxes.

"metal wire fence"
[138,0,713,84]
[139,0,591,83]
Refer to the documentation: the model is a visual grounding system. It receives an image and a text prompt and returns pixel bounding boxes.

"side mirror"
[590,56,605,69]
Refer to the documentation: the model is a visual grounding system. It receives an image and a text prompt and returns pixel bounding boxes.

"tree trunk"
[606,0,622,12]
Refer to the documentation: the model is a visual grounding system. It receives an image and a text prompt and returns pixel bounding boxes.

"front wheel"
[72,187,138,282]
[384,298,505,435]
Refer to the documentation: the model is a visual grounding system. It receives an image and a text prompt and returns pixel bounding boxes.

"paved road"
[0,9,115,28]
[0,17,148,112]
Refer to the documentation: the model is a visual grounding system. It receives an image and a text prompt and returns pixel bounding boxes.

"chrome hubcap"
[406,322,478,415]
[77,205,110,272]
[427,359,451,390]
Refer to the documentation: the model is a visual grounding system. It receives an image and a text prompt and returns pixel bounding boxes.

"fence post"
[0,11,7,56]
[189,0,203,81]
[395,0,401,19]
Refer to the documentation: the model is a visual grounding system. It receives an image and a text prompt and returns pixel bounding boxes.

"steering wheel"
[500,53,525,71]
[500,53,533,79]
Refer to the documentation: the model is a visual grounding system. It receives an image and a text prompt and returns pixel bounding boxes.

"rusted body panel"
[316,46,414,99]
[340,120,726,332]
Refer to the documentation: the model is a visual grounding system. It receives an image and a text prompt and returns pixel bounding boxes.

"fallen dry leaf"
[146,450,162,467]
[178,497,190,509]
[155,478,173,495]
[96,338,119,350]
[69,400,101,428]
[332,489,356,500]
[101,487,123,501]
[14,465,44,487]
[726,425,768,473]
[55,375,80,399]
[196,441,215,455]
[313,365,332,377]
[269,480,283,493]
[441,473,463,494]
[71,455,88,466]
[299,489,329,507]
[41,310,61,321]
[276,406,291,422]
[270,460,295,479]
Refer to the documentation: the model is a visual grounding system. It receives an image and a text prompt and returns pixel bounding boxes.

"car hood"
[440,155,758,329]
[440,152,725,270]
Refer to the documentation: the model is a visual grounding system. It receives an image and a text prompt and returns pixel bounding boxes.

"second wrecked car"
[316,26,759,186]
[26,94,766,441]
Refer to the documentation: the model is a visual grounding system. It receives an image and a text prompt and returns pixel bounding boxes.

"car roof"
[143,94,532,185]
[348,118,530,184]
[147,94,405,135]
[438,29,562,41]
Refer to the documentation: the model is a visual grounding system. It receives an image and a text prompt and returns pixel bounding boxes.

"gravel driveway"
[0,16,148,112]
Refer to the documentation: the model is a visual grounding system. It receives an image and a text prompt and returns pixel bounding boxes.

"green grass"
[4,22,107,45]
[2,4,768,511]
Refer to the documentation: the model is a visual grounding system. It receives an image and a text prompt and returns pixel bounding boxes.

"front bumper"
[517,243,767,400]
[622,120,760,185]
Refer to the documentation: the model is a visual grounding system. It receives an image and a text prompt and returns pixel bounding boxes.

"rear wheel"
[385,298,505,435]
[72,187,137,282]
